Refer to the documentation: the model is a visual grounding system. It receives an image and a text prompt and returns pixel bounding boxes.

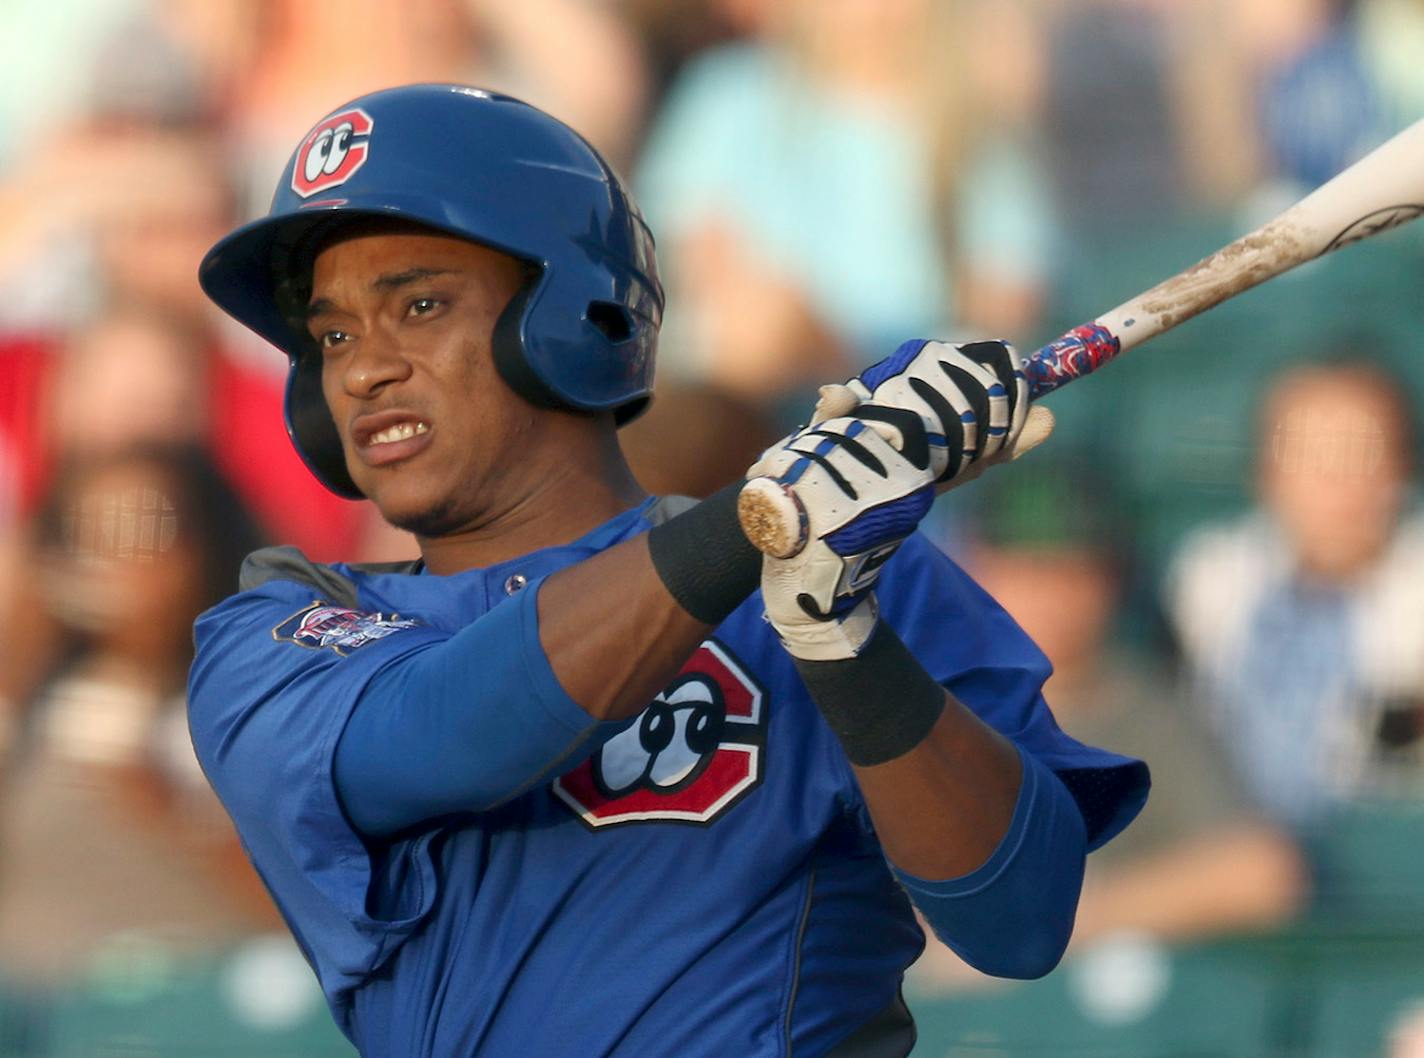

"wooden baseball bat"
[739,117,1424,558]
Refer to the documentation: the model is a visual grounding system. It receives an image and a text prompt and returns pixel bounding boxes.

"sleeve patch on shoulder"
[273,601,422,656]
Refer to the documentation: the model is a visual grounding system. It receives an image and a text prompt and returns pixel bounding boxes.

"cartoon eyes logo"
[290,108,374,198]
[595,676,728,796]
[554,641,767,828]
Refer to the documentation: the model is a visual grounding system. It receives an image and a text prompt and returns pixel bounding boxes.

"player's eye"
[407,297,443,318]
[318,329,352,349]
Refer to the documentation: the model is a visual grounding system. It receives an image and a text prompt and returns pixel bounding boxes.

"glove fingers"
[752,415,933,544]
[849,405,930,470]
[936,360,992,464]
[792,420,924,517]
[936,348,1013,460]
[939,405,1056,493]
[961,339,1028,449]
[903,376,963,482]
[810,383,863,426]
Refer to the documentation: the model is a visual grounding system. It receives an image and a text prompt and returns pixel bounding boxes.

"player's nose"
[341,327,413,399]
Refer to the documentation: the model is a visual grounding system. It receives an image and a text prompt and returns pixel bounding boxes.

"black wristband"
[647,482,761,625]
[793,623,945,766]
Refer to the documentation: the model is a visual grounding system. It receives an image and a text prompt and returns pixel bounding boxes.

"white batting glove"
[810,339,1054,491]
[743,409,936,660]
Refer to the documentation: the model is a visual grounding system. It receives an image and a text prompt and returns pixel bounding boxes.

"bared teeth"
[369,422,429,445]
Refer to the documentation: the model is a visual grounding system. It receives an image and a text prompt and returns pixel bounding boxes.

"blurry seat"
[1303,801,1424,928]
[908,939,1276,1057]
[0,981,40,1058]
[43,935,354,1058]
[1304,963,1424,1058]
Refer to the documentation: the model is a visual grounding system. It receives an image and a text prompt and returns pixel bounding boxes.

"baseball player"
[189,85,1147,1057]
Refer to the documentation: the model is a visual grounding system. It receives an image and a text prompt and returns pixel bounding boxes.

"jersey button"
[504,573,528,595]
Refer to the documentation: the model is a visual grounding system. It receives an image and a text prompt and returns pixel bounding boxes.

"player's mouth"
[352,410,434,468]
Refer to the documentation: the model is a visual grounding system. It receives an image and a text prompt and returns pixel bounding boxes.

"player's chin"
[361,471,469,539]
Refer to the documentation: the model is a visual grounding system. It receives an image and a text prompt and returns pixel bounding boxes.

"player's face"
[306,227,531,534]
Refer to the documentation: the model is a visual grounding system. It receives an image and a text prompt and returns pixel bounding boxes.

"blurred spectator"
[915,458,1304,988]
[48,310,209,464]
[619,0,746,119]
[225,0,649,206]
[0,0,146,169]
[0,31,381,559]
[1167,358,1424,828]
[1358,0,1424,135]
[1036,0,1409,231]
[0,9,223,331]
[1040,0,1262,229]
[0,305,373,561]
[1249,0,1389,195]
[0,445,276,987]
[619,382,780,499]
[0,310,208,525]
[637,0,1055,425]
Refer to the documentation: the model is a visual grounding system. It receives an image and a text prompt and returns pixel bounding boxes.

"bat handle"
[1022,321,1124,401]
[737,477,809,559]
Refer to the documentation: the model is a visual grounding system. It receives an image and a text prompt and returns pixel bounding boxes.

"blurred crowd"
[0,0,1422,1054]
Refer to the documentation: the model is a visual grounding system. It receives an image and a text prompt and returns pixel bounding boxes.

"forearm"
[795,625,1086,978]
[539,485,759,721]
[796,624,1023,877]
[897,746,1087,979]
[335,487,760,836]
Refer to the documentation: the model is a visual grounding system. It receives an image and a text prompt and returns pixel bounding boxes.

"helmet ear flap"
[491,279,565,411]
[287,354,361,498]
[492,273,654,419]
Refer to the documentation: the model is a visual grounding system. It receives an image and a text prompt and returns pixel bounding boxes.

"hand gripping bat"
[739,118,1424,559]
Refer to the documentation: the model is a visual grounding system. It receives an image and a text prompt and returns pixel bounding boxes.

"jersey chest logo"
[553,640,767,828]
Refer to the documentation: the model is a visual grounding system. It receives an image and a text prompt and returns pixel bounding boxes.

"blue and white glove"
[740,339,1054,661]
[811,339,1052,491]
[743,407,936,660]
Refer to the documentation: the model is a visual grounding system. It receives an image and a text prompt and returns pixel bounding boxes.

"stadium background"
[0,0,1422,1054]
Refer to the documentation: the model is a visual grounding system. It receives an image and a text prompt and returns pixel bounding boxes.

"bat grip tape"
[647,482,761,625]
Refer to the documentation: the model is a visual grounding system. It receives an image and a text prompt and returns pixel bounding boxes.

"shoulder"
[189,548,437,772]
[238,544,420,600]
[195,546,363,660]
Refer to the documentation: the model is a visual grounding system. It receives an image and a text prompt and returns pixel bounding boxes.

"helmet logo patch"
[291,108,374,198]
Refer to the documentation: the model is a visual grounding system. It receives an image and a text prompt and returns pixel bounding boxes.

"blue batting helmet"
[199,84,663,498]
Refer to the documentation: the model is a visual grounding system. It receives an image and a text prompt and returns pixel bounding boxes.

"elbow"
[950,907,1075,980]
[911,752,1089,980]
[1000,923,1073,980]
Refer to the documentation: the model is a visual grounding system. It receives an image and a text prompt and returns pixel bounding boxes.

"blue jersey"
[189,498,1145,1057]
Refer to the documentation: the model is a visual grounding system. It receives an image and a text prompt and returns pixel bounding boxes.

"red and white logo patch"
[291,108,374,199]
[273,601,419,656]
[554,641,767,828]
